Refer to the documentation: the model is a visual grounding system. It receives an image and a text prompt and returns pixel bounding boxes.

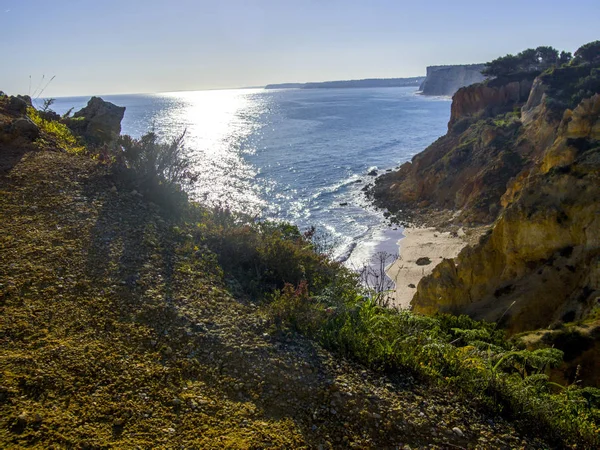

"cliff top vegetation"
[482,40,599,81]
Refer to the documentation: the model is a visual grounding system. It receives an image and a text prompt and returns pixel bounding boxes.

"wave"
[336,242,357,263]
[311,173,370,200]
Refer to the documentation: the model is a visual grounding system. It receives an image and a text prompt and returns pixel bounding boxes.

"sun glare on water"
[154,89,268,214]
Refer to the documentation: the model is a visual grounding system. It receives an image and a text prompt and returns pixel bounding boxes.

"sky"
[1,0,598,97]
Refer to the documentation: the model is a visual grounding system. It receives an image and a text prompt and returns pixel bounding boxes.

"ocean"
[49,87,451,268]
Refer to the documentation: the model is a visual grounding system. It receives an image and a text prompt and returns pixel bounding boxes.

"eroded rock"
[68,97,125,144]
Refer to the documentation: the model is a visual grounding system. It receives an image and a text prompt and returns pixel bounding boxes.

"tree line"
[482,41,600,78]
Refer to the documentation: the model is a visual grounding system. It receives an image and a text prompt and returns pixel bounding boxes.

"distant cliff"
[419,64,486,96]
[265,77,425,90]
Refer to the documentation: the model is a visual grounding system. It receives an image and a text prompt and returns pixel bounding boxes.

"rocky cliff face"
[373,61,600,384]
[372,75,543,225]
[419,64,486,96]
[449,76,535,130]
[413,95,600,337]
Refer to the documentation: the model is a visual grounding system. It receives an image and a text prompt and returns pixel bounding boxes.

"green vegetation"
[574,40,600,64]
[492,110,521,128]
[542,64,600,110]
[116,131,198,210]
[27,106,85,154]
[118,132,197,189]
[198,209,353,299]
[482,40,600,110]
[482,45,567,78]
[267,286,600,446]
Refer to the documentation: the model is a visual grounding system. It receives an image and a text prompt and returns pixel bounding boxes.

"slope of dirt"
[0,147,549,448]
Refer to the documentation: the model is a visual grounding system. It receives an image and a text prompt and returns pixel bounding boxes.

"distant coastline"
[265,77,425,90]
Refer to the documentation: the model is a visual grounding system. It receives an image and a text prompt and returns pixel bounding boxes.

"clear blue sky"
[1,0,598,97]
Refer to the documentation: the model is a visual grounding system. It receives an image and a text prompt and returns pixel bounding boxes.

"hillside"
[371,42,600,387]
[0,94,561,448]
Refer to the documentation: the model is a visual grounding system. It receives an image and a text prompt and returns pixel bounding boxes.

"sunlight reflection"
[152,89,268,215]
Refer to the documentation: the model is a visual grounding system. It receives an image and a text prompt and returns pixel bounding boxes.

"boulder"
[10,118,40,140]
[7,96,29,115]
[69,97,125,144]
[16,95,32,106]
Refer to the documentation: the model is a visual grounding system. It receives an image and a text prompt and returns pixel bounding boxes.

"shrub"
[265,279,600,447]
[116,131,198,210]
[119,131,197,188]
[195,206,356,298]
[27,106,85,154]
[540,64,600,110]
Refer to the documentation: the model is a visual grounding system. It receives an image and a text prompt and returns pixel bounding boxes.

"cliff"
[371,74,542,225]
[413,94,600,336]
[419,64,486,96]
[373,55,600,386]
[448,74,536,130]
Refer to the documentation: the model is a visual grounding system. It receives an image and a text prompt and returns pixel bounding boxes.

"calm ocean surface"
[50,87,450,266]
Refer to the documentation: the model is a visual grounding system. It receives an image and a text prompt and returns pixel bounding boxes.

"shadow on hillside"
[77,172,442,447]
[82,173,177,312]
[177,317,437,447]
[0,145,30,174]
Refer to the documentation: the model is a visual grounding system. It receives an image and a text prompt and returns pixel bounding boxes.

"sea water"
[50,87,450,266]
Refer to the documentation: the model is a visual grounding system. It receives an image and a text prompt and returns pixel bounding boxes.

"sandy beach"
[386,227,467,309]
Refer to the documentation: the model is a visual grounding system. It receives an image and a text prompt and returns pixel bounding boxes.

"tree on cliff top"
[574,40,600,64]
[482,46,563,78]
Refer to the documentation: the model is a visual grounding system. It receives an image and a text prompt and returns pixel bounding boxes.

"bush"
[117,131,198,210]
[27,106,85,153]
[119,131,197,188]
[265,281,600,447]
[540,64,600,110]
[194,206,356,298]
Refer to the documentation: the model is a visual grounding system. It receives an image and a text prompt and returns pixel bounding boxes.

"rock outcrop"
[67,96,125,144]
[10,117,40,140]
[371,75,543,225]
[419,64,486,96]
[448,75,535,130]
[412,94,600,337]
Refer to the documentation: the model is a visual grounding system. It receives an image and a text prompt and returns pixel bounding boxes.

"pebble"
[452,427,464,437]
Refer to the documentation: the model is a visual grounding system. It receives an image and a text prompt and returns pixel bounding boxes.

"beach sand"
[386,227,467,309]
